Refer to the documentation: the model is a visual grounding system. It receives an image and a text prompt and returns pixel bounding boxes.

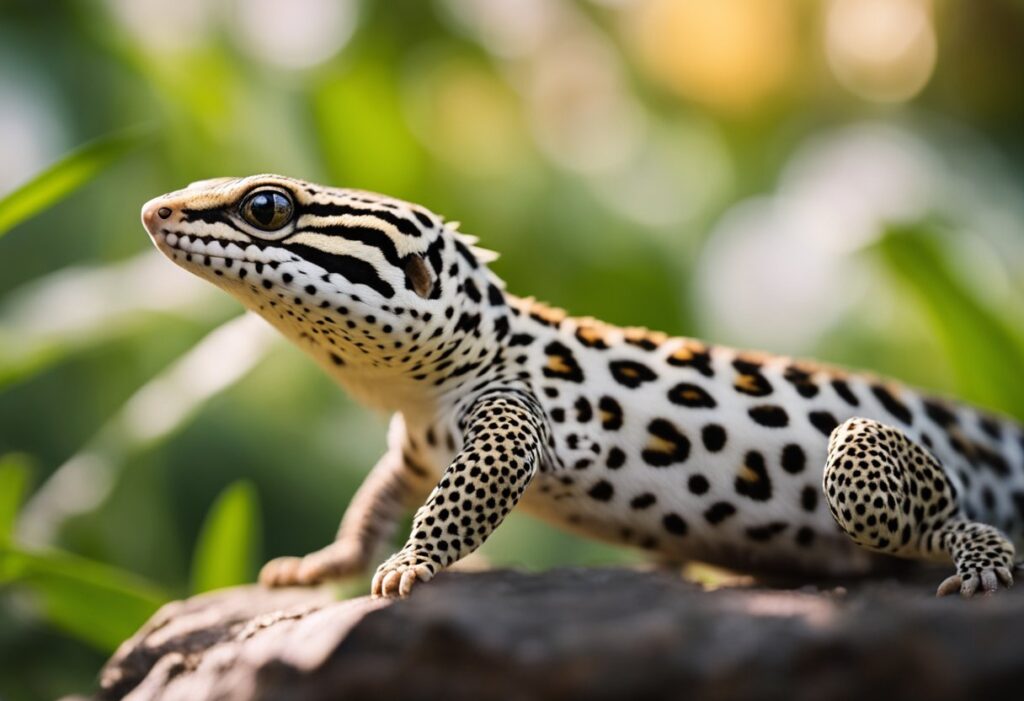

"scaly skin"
[141,174,1024,598]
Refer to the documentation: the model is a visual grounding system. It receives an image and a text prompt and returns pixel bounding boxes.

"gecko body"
[142,175,1023,598]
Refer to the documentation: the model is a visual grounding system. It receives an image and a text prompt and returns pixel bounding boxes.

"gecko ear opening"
[405,255,435,299]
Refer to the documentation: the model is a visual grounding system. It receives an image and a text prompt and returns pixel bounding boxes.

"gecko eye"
[240,188,294,231]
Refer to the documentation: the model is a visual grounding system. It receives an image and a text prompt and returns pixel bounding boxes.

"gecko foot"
[371,550,434,598]
[259,542,365,587]
[936,566,1014,598]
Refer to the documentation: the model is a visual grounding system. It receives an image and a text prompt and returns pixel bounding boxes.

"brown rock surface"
[97,567,1024,701]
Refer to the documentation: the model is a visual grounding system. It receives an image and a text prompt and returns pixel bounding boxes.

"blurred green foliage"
[190,481,261,594]
[0,1,1023,699]
[0,125,151,237]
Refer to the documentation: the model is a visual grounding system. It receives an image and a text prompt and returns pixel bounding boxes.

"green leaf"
[190,480,261,594]
[0,124,152,238]
[0,545,168,652]
[876,226,1024,420]
[0,455,31,545]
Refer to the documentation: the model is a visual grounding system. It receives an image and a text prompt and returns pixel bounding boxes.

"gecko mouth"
[155,229,255,267]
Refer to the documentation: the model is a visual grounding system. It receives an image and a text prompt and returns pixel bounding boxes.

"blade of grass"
[876,226,1024,419]
[0,545,168,652]
[190,480,261,594]
[0,455,32,545]
[17,314,276,546]
[0,251,224,392]
[0,124,153,238]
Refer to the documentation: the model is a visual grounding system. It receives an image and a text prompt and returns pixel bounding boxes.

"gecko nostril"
[157,207,172,219]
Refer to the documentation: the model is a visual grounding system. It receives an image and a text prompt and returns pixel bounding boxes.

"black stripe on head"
[181,207,231,226]
[300,202,423,238]
[286,243,395,298]
[296,223,403,266]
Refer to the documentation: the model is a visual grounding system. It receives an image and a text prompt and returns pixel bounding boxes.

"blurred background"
[1,0,1023,697]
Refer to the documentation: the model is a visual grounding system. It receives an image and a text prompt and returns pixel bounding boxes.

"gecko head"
[142,174,509,380]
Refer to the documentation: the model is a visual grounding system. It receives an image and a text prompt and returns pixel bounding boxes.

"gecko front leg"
[372,390,547,598]
[260,415,432,586]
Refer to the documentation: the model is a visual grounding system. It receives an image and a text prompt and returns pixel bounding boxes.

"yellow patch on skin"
[547,355,574,375]
[738,464,762,483]
[624,327,668,347]
[732,350,775,366]
[618,366,641,379]
[646,436,677,455]
[576,323,610,346]
[734,375,762,394]
[512,297,567,326]
[599,410,615,425]
[668,340,709,363]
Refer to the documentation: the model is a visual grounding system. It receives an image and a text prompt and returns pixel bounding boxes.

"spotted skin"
[142,175,1024,599]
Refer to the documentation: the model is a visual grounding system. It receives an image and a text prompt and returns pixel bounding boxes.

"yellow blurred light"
[404,57,528,177]
[628,0,797,112]
[825,0,937,103]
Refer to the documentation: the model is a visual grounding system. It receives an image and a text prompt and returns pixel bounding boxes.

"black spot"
[667,346,714,377]
[795,526,815,547]
[688,474,709,495]
[780,444,806,474]
[979,416,1003,441]
[463,278,482,303]
[543,341,584,383]
[783,366,819,398]
[574,397,593,423]
[748,405,789,428]
[642,419,691,467]
[609,360,657,388]
[732,359,773,397]
[574,327,608,349]
[976,445,1011,476]
[509,333,535,346]
[735,451,772,501]
[667,383,717,408]
[746,522,787,541]
[261,279,273,289]
[662,513,688,535]
[598,396,623,430]
[809,411,839,437]
[454,238,479,268]
[630,493,656,510]
[487,284,505,307]
[704,501,736,524]
[606,448,626,469]
[701,424,727,452]
[412,210,433,229]
[923,399,957,427]
[801,486,818,512]
[329,352,344,366]
[588,480,614,502]
[625,335,659,351]
[831,379,860,406]
[455,311,481,333]
[871,384,913,425]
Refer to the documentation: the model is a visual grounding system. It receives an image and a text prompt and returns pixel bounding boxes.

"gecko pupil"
[241,189,293,230]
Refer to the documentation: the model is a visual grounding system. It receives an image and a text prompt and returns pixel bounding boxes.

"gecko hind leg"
[823,417,1015,598]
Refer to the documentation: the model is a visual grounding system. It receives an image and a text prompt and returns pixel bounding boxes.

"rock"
[97,567,1024,701]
